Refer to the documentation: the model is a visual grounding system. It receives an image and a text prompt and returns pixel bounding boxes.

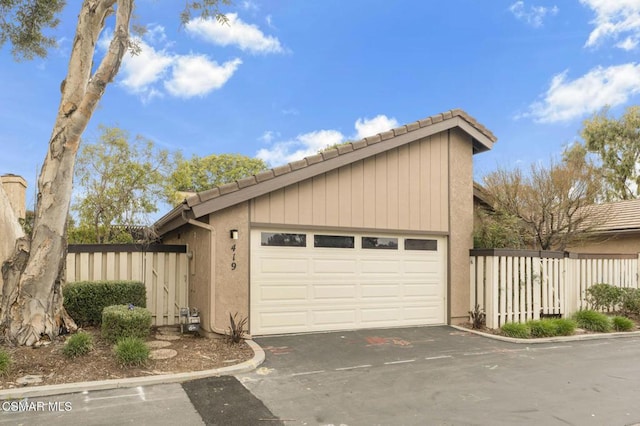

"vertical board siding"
[249,136,449,232]
[469,251,639,328]
[66,248,189,326]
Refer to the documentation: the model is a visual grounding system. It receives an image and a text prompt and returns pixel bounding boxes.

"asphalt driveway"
[6,326,640,425]
[236,326,640,426]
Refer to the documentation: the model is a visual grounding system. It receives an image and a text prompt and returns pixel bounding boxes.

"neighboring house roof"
[586,199,640,234]
[473,181,493,209]
[155,109,497,235]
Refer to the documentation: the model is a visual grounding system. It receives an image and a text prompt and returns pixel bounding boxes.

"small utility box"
[180,307,201,333]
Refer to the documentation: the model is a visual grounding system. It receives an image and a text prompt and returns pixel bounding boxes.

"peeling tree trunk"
[0,0,133,346]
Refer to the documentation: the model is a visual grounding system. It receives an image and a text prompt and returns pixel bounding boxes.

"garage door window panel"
[404,238,437,251]
[261,232,307,247]
[314,235,355,248]
[362,237,398,249]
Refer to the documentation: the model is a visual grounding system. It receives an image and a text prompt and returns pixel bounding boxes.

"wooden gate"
[66,244,189,326]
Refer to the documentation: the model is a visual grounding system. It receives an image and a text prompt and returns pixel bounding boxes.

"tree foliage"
[0,0,230,346]
[581,106,640,201]
[0,0,65,60]
[473,209,529,249]
[481,148,605,250]
[166,153,267,204]
[73,126,170,243]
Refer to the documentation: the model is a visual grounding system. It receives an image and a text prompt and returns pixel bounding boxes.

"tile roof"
[155,108,496,234]
[587,199,640,233]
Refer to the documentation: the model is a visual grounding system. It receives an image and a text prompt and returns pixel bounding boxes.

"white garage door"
[250,229,446,335]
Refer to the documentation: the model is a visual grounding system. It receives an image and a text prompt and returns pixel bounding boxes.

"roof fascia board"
[155,205,191,235]
[456,118,494,152]
[192,119,464,218]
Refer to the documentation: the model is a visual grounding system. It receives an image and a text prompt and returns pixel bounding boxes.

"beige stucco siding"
[162,222,212,331]
[250,133,449,232]
[208,202,250,334]
[448,128,474,324]
[161,204,251,335]
[568,233,640,254]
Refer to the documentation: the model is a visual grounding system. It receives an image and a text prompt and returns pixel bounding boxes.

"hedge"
[63,281,146,326]
[101,305,152,343]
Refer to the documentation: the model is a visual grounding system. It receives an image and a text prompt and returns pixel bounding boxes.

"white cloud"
[581,0,640,50]
[617,36,639,50]
[241,1,258,12]
[266,15,275,29]
[355,115,399,139]
[256,115,398,166]
[165,56,242,98]
[256,130,344,166]
[186,13,285,54]
[100,25,241,100]
[144,24,168,44]
[525,63,640,123]
[259,130,279,143]
[509,1,559,28]
[120,39,174,96]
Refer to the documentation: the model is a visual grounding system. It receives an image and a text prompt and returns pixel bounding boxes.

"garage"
[156,109,496,335]
[250,229,446,335]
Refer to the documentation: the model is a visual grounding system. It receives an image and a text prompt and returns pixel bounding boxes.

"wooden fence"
[470,249,639,328]
[66,244,189,326]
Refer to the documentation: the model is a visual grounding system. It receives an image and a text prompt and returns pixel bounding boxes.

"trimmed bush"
[0,350,11,377]
[501,322,531,338]
[621,288,640,316]
[101,305,152,343]
[114,337,149,366]
[527,319,558,338]
[573,309,612,333]
[612,316,635,332]
[62,332,93,358]
[552,318,577,336]
[63,281,146,326]
[585,283,622,312]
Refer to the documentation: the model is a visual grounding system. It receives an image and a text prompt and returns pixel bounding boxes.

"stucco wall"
[568,233,640,255]
[250,133,449,233]
[448,128,474,324]
[162,221,212,331]
[1,174,27,220]
[208,202,250,334]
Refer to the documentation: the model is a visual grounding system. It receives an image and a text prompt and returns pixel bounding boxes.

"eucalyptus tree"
[0,1,228,345]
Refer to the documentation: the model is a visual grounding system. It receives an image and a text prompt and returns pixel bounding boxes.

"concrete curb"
[0,339,265,400]
[450,325,640,344]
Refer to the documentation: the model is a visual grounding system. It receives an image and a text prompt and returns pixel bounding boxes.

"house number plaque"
[231,244,237,270]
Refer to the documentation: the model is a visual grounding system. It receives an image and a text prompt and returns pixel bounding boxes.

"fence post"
[533,256,541,320]
[485,255,499,328]
[469,256,477,314]
[637,253,640,289]
[564,255,574,318]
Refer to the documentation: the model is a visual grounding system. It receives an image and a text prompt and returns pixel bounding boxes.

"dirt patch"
[0,326,253,390]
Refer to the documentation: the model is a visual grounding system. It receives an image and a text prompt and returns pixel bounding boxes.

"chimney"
[1,174,27,221]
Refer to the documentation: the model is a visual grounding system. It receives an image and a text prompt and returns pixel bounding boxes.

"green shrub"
[101,305,152,343]
[573,309,612,333]
[612,316,635,332]
[114,337,149,366]
[527,319,558,338]
[620,288,640,316]
[501,322,531,338]
[552,318,577,336]
[585,283,622,312]
[0,350,12,376]
[63,281,146,326]
[62,332,94,358]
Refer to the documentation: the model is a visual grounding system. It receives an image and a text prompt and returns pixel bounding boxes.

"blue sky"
[2,0,640,214]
